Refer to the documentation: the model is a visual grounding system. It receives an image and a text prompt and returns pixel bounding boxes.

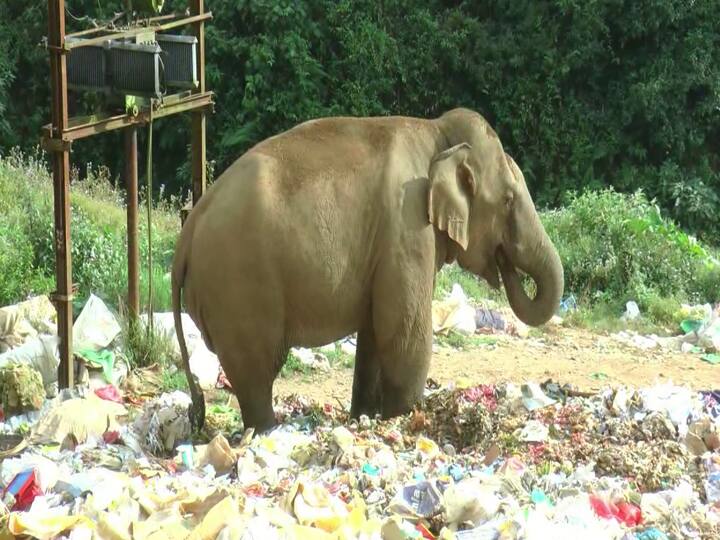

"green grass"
[434,263,506,306]
[119,313,179,370]
[160,367,189,393]
[436,330,499,350]
[0,149,181,312]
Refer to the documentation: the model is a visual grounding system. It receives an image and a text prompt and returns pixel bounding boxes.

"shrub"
[0,150,179,310]
[542,188,720,314]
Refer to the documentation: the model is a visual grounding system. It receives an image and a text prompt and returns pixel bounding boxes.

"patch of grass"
[280,351,313,378]
[0,149,179,311]
[120,315,179,369]
[434,263,506,306]
[160,366,189,393]
[562,298,683,336]
[435,330,499,351]
[324,346,355,368]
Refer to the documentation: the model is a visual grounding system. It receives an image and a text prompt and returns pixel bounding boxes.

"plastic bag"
[0,335,59,387]
[73,294,121,351]
[432,284,477,336]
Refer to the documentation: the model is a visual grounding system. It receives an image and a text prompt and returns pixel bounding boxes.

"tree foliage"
[0,0,718,240]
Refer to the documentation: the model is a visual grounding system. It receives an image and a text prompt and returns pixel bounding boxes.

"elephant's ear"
[428,143,477,250]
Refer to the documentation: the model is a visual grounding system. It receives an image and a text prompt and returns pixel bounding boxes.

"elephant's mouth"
[481,250,502,289]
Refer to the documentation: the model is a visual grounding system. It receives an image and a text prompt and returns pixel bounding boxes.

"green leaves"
[0,0,719,240]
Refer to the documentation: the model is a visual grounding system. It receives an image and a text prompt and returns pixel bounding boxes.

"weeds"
[160,367,189,393]
[120,314,178,370]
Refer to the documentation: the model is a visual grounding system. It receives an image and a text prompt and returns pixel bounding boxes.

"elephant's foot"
[236,385,276,434]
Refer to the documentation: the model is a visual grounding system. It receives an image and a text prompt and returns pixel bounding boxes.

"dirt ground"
[272,326,719,406]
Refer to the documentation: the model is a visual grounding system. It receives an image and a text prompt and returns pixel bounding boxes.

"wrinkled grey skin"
[172,108,564,433]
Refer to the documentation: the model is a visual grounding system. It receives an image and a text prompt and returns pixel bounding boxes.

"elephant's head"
[429,108,563,326]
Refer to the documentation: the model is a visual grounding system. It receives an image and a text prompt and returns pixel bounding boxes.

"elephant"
[171,107,564,433]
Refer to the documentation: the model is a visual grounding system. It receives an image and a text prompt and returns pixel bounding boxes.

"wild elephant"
[171,108,563,433]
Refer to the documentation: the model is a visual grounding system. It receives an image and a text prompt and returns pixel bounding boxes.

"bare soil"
[272,326,719,406]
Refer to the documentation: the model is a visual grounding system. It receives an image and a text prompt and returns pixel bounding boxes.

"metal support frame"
[44,0,211,390]
[125,127,140,318]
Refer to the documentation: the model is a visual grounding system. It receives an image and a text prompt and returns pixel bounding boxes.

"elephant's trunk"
[498,234,564,327]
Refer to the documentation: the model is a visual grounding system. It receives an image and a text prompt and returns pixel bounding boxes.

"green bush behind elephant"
[172,108,563,433]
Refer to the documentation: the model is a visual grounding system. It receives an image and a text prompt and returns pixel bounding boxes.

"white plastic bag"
[0,335,59,387]
[73,294,121,351]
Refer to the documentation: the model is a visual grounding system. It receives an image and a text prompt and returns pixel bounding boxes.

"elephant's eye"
[505,193,514,209]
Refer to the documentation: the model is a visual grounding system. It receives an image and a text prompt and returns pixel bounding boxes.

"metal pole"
[48,0,74,389]
[125,127,140,319]
[191,0,206,206]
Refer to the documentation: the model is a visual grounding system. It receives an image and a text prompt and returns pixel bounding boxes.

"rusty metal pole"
[190,0,207,207]
[125,127,140,319]
[48,0,74,389]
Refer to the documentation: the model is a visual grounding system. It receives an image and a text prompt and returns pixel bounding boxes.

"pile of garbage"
[2,372,719,539]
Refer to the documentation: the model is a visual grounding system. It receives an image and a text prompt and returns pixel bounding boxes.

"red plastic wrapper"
[590,494,643,527]
[103,431,121,444]
[94,385,123,404]
[2,469,42,511]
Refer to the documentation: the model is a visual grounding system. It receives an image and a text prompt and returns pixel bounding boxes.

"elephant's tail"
[172,227,205,431]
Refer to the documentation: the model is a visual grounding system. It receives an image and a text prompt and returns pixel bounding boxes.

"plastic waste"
[558,294,578,314]
[389,481,442,519]
[443,478,501,527]
[635,528,669,540]
[1,469,42,510]
[72,294,121,351]
[76,348,115,384]
[5,512,95,540]
[521,382,556,411]
[193,434,236,476]
[31,393,128,445]
[0,295,56,354]
[622,301,641,321]
[703,454,720,504]
[0,335,59,390]
[132,391,192,454]
[589,494,642,526]
[94,384,123,404]
[519,419,549,442]
[189,342,222,390]
[432,284,477,336]
[290,348,331,372]
[640,383,701,437]
[474,308,505,331]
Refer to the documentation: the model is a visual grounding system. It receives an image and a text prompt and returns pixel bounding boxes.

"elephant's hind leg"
[219,338,286,434]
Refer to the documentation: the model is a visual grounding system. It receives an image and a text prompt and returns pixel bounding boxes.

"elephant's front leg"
[350,320,382,418]
[370,255,435,419]
[376,312,433,419]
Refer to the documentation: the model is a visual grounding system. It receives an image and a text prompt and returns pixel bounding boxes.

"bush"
[542,188,720,314]
[0,150,179,311]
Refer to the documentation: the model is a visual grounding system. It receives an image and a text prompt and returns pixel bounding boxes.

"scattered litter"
[31,393,128,445]
[290,348,331,372]
[0,362,46,415]
[72,294,121,351]
[0,296,719,539]
[615,303,720,356]
[189,342,222,390]
[432,284,477,335]
[622,300,641,321]
[474,308,505,332]
[132,391,192,454]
